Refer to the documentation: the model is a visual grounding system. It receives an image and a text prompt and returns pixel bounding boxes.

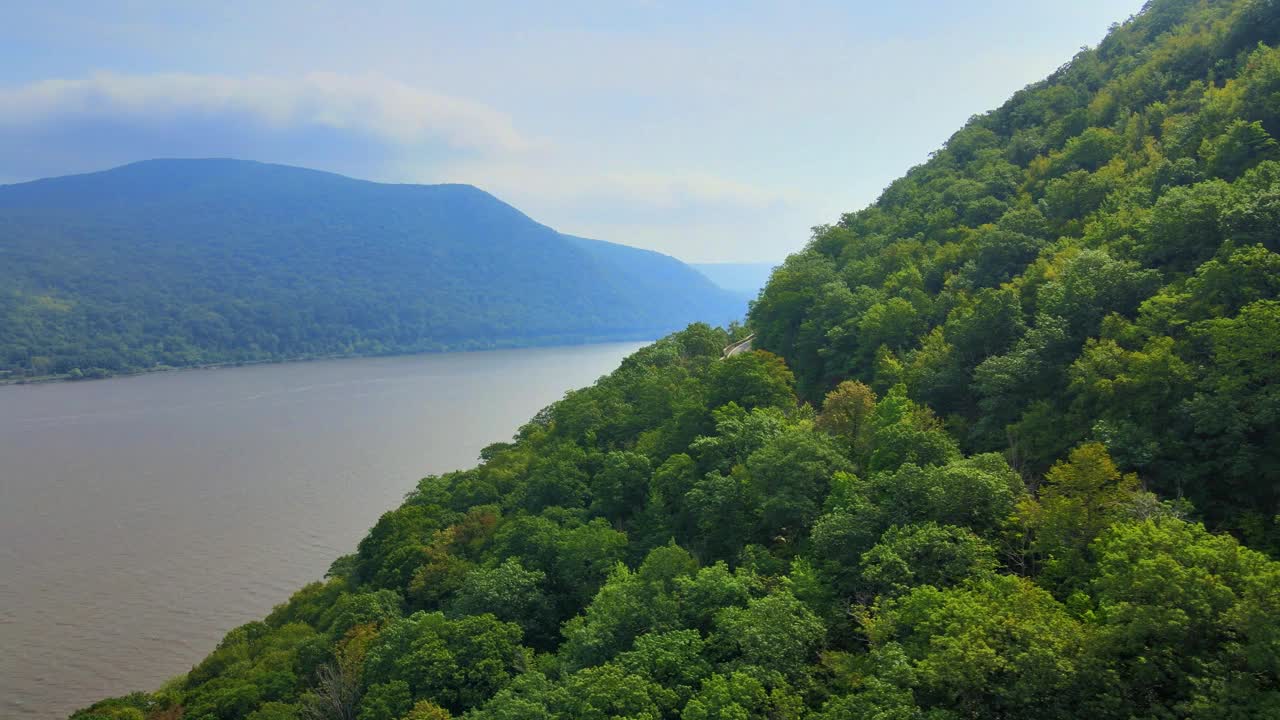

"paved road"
[723,333,755,357]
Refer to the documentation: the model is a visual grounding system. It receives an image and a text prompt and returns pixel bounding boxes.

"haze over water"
[0,343,644,720]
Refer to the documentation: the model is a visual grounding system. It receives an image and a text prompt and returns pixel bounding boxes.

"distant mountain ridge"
[0,159,743,378]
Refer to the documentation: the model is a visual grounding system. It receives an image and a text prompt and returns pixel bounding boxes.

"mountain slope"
[0,159,741,378]
[71,2,1280,720]
[750,0,1280,548]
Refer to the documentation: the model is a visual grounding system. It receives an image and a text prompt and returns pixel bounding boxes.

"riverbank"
[0,331,664,386]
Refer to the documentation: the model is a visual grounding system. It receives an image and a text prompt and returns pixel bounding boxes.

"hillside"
[0,159,742,379]
[748,0,1280,550]
[72,2,1280,720]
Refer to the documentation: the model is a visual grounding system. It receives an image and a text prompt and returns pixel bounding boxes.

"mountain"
[748,0,1280,548]
[690,262,779,299]
[0,159,742,379]
[72,2,1280,720]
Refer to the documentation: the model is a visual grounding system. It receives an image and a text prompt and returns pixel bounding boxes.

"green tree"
[864,575,1086,719]
[588,450,652,524]
[1017,443,1141,591]
[559,546,697,669]
[874,453,1023,534]
[1087,518,1280,717]
[360,612,525,714]
[815,380,877,464]
[712,590,825,679]
[745,425,851,544]
[401,700,452,720]
[1184,299,1280,548]
[705,351,796,411]
[357,681,412,720]
[449,559,554,649]
[859,522,998,598]
[1137,180,1231,270]
[866,385,960,473]
[680,671,801,720]
[1201,119,1280,179]
[558,664,664,720]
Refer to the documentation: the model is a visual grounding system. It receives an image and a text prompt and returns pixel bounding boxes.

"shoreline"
[0,332,660,387]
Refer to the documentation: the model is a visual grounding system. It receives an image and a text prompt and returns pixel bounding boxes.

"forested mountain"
[74,1,1280,719]
[0,159,742,380]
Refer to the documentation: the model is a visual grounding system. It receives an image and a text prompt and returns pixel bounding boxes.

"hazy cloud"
[0,69,793,258]
[0,71,531,153]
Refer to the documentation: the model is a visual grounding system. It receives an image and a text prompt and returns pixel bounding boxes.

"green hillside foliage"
[749,0,1280,551]
[72,2,1280,719]
[0,159,742,380]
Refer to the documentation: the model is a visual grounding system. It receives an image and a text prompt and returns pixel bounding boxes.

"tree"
[689,403,787,476]
[748,250,841,357]
[680,671,802,720]
[1035,250,1160,341]
[705,351,796,411]
[559,664,664,720]
[70,694,157,720]
[858,298,925,368]
[866,385,960,473]
[560,544,703,670]
[356,681,411,720]
[449,559,554,649]
[712,590,825,679]
[864,575,1086,719]
[1087,518,1280,717]
[617,630,713,713]
[1017,443,1140,591]
[1068,334,1193,473]
[684,467,757,562]
[401,700,452,720]
[326,590,403,638]
[815,381,877,463]
[360,612,525,715]
[745,425,852,544]
[1137,180,1231,270]
[1201,119,1280,180]
[859,522,998,598]
[809,500,886,599]
[588,450,651,524]
[518,443,590,512]
[673,562,758,634]
[1183,300,1280,548]
[871,454,1023,535]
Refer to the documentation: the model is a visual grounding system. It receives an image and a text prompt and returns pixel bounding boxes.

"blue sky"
[2,1,1146,261]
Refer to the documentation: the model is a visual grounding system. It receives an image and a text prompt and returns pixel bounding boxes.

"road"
[722,333,755,357]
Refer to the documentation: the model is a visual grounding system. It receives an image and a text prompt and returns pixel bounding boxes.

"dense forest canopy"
[75,1,1280,719]
[747,0,1280,551]
[0,159,742,380]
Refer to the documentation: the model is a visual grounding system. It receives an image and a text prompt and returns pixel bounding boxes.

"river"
[0,342,645,719]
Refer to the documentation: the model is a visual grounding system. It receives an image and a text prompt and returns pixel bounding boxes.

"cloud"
[0,70,802,261]
[0,71,531,154]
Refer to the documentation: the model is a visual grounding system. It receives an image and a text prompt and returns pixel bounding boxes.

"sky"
[1,1,1147,262]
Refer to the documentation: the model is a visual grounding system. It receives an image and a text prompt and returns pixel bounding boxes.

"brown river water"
[0,342,644,719]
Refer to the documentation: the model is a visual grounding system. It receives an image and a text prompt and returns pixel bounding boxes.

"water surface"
[0,343,644,719]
